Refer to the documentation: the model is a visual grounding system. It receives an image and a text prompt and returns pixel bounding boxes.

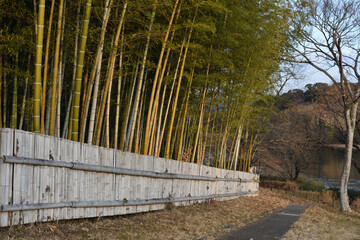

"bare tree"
[261,108,313,181]
[291,0,360,211]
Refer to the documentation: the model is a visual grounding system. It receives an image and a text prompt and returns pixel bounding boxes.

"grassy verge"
[0,187,359,240]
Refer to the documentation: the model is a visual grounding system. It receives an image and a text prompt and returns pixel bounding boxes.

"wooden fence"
[0,128,259,227]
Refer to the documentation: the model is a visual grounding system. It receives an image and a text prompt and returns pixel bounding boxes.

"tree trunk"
[33,0,46,133]
[340,104,358,212]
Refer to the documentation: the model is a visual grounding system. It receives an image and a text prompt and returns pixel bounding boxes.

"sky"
[282,66,335,92]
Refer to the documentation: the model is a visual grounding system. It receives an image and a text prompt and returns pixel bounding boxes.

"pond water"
[305,148,360,191]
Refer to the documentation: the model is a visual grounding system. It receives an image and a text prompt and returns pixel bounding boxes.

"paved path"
[216,205,308,240]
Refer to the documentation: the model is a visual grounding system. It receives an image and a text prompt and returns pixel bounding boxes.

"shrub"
[260,175,286,182]
[296,176,326,192]
[260,180,298,192]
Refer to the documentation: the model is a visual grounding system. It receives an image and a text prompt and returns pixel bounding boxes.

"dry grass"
[282,205,360,240]
[271,189,360,240]
[0,189,288,240]
[1,188,359,240]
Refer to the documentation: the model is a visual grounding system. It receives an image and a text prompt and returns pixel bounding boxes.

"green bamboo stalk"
[62,2,81,139]
[71,0,92,141]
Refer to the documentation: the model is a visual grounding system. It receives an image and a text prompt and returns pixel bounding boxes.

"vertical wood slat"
[0,128,13,227]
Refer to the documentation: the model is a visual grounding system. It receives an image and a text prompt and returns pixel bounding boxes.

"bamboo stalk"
[2,55,6,128]
[202,88,216,166]
[143,0,179,154]
[114,32,124,149]
[11,52,19,129]
[62,2,81,139]
[71,0,92,141]
[82,0,115,143]
[49,0,65,136]
[120,60,139,149]
[157,40,185,156]
[176,68,194,160]
[164,12,197,158]
[128,2,156,152]
[40,0,55,134]
[134,77,147,153]
[154,85,167,156]
[33,0,46,133]
[19,55,32,130]
[93,3,126,146]
[0,54,2,128]
[56,8,66,137]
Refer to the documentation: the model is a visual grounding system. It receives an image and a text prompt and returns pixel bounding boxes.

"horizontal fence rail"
[2,155,258,183]
[0,128,259,227]
[1,191,259,212]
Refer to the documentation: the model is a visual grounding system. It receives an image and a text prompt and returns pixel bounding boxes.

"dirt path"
[216,205,308,240]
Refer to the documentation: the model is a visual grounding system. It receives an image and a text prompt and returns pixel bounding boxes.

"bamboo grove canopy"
[0,0,299,170]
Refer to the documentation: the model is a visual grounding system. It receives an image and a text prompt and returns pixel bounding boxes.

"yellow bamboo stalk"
[157,40,185,156]
[176,67,194,160]
[33,0,46,133]
[40,0,55,134]
[114,32,124,149]
[164,12,197,158]
[49,0,65,136]
[93,3,126,145]
[143,0,180,155]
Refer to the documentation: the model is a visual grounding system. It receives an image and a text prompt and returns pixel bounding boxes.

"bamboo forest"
[0,0,296,171]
